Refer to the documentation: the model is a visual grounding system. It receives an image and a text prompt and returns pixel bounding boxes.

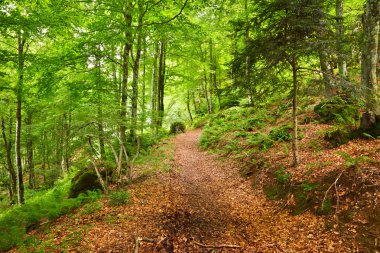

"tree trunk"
[245,0,254,106]
[187,90,193,124]
[26,112,35,189]
[209,39,214,113]
[95,51,106,160]
[203,70,211,114]
[360,0,380,135]
[41,131,46,185]
[131,3,144,141]
[15,34,25,205]
[141,37,147,134]
[157,39,166,128]
[97,107,106,160]
[60,114,69,176]
[1,116,16,204]
[319,50,335,97]
[118,1,133,180]
[291,59,299,167]
[336,0,347,78]
[151,42,158,133]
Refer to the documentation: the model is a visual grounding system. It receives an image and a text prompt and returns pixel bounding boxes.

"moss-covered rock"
[324,127,352,148]
[68,170,102,198]
[170,121,186,134]
[314,96,360,124]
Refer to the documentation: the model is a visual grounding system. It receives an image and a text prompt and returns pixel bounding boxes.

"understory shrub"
[0,179,100,251]
[108,190,130,206]
[324,127,354,148]
[314,96,360,125]
[268,124,303,142]
[170,121,186,134]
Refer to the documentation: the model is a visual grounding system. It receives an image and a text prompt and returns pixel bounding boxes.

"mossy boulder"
[69,171,102,198]
[324,127,353,148]
[68,167,113,198]
[314,96,360,124]
[170,121,186,134]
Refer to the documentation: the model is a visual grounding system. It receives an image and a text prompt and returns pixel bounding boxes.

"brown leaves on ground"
[15,129,372,252]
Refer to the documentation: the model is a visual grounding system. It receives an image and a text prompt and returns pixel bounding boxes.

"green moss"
[170,121,186,134]
[68,171,102,198]
[314,96,360,125]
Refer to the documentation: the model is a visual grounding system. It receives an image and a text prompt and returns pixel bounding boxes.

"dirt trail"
[151,129,350,252]
[31,130,352,252]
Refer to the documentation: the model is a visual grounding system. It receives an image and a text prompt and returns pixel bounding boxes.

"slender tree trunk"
[336,0,347,78]
[187,90,193,124]
[209,39,214,113]
[26,112,35,189]
[1,117,16,204]
[360,0,380,134]
[213,65,221,108]
[41,131,46,185]
[203,71,211,114]
[98,107,106,160]
[141,37,147,134]
[131,3,144,140]
[60,114,69,176]
[118,1,133,180]
[15,34,25,205]
[291,59,299,167]
[192,92,199,114]
[319,50,334,97]
[151,42,158,133]
[245,0,254,106]
[157,39,166,128]
[95,51,106,160]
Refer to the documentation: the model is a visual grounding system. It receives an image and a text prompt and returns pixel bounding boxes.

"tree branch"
[141,0,189,27]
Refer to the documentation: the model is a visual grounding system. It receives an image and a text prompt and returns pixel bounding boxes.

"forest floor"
[16,129,358,252]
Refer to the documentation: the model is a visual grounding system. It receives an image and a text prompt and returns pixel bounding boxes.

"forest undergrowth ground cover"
[10,128,375,253]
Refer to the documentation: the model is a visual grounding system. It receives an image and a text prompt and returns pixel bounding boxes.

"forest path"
[134,129,349,252]
[34,130,351,253]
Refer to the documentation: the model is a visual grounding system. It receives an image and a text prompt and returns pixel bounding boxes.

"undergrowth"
[0,177,101,251]
[200,106,302,155]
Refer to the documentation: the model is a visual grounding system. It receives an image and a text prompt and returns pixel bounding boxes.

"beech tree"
[360,0,379,135]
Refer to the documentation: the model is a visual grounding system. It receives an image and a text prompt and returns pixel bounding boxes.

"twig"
[134,236,161,253]
[134,237,139,253]
[322,171,343,211]
[193,241,242,249]
[140,238,157,243]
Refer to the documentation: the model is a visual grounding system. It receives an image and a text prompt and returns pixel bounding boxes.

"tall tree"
[360,0,380,135]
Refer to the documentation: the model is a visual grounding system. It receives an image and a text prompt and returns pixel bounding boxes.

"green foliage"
[314,96,360,125]
[219,98,240,110]
[80,201,103,215]
[169,121,186,134]
[291,181,319,215]
[108,190,130,206]
[275,168,292,185]
[246,132,274,150]
[0,179,100,251]
[192,115,210,129]
[317,198,333,215]
[268,124,303,142]
[265,168,292,200]
[337,152,370,169]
